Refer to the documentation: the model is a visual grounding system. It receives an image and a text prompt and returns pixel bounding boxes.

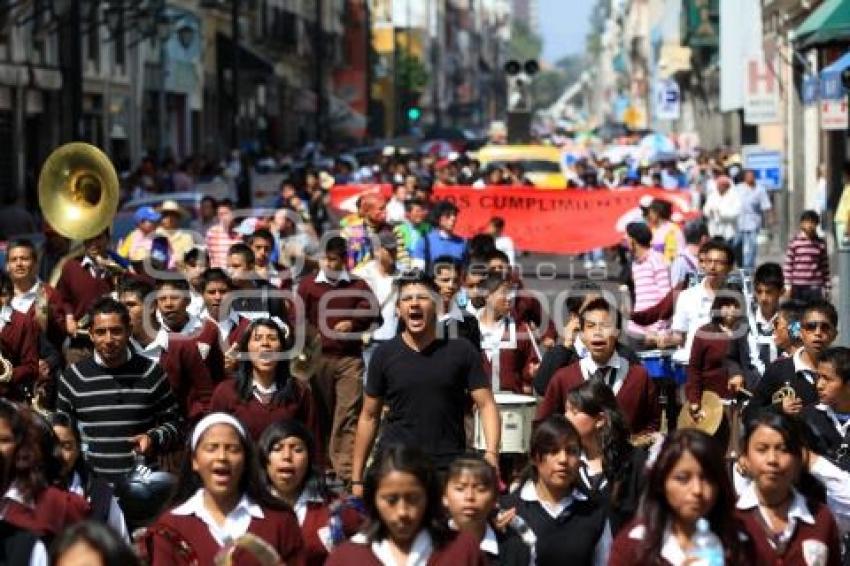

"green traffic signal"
[407,107,422,121]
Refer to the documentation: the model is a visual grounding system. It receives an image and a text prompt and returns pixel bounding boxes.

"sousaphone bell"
[38,142,119,241]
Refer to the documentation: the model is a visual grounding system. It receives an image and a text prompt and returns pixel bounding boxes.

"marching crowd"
[0,146,849,566]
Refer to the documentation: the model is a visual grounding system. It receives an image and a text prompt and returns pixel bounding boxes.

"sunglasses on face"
[803,321,834,333]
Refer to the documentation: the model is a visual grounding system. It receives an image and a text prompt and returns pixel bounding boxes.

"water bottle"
[688,518,725,566]
[456,288,469,309]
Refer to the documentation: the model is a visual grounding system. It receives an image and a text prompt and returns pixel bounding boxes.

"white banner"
[744,56,781,124]
[720,0,763,112]
[821,99,848,131]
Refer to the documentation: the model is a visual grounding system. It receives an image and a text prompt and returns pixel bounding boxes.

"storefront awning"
[795,0,850,48]
[820,50,850,100]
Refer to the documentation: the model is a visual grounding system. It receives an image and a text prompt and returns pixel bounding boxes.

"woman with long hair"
[443,455,534,565]
[209,318,315,440]
[0,400,88,540]
[327,444,486,565]
[609,428,748,565]
[564,380,647,534]
[258,419,362,565]
[48,412,128,541]
[736,408,841,565]
[499,415,610,565]
[144,412,303,565]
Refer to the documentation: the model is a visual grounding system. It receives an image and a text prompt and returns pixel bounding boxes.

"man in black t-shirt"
[350,271,500,492]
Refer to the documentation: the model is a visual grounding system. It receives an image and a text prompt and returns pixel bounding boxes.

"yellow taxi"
[474,145,567,189]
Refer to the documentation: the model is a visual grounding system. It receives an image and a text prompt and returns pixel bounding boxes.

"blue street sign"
[743,149,783,191]
[803,75,819,105]
[655,80,680,121]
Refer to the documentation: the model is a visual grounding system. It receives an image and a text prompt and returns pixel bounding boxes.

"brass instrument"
[38,142,119,241]
[630,432,663,448]
[0,354,12,384]
[772,381,797,405]
[677,391,725,436]
[290,326,322,381]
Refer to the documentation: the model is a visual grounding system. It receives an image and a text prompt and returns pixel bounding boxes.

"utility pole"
[431,0,441,129]
[314,0,324,142]
[59,0,84,141]
[231,0,240,150]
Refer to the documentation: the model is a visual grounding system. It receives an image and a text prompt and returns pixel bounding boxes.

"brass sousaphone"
[38,142,119,241]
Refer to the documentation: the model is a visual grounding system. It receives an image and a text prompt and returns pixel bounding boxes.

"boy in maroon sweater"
[54,229,115,326]
[297,236,379,480]
[536,297,659,435]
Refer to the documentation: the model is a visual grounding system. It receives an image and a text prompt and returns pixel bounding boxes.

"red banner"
[329,185,697,254]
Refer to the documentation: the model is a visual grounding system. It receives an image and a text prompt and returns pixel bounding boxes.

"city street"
[1,0,849,564]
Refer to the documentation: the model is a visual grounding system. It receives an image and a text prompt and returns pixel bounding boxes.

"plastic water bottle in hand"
[687,518,724,566]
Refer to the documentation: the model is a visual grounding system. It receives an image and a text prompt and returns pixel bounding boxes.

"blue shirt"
[736,182,772,232]
[412,229,467,267]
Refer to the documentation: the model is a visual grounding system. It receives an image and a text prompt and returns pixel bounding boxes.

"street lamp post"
[231,0,239,150]
[157,15,171,160]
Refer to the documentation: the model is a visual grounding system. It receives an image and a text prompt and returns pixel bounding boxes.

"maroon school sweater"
[159,336,215,422]
[54,258,113,320]
[150,506,305,566]
[209,377,316,441]
[326,531,487,566]
[296,274,379,356]
[4,486,90,537]
[0,310,39,398]
[736,501,841,566]
[536,360,660,434]
[196,316,252,382]
[480,321,539,394]
[301,500,363,566]
[686,325,733,404]
[19,282,68,347]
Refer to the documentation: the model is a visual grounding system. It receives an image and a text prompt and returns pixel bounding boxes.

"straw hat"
[158,199,189,219]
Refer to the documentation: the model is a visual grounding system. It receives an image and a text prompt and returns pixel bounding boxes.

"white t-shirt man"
[670,279,716,364]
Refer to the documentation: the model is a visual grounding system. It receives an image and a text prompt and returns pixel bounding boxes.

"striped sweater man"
[57,350,183,482]
[783,230,830,299]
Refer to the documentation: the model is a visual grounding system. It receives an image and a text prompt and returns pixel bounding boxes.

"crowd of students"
[1,154,850,565]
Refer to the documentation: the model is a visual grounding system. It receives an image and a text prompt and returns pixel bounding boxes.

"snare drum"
[474,393,537,454]
[637,349,670,380]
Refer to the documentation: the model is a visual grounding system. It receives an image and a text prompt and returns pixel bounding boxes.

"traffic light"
[407,106,422,122]
[504,59,537,113]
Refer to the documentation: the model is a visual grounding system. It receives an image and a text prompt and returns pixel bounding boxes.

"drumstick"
[737,387,753,397]
[528,328,542,361]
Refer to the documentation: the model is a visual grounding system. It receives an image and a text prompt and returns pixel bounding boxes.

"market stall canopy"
[795,0,850,48]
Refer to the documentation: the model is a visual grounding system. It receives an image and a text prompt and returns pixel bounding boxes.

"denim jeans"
[737,230,759,271]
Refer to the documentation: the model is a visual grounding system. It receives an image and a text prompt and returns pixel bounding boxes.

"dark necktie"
[593,367,616,388]
[756,322,773,368]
